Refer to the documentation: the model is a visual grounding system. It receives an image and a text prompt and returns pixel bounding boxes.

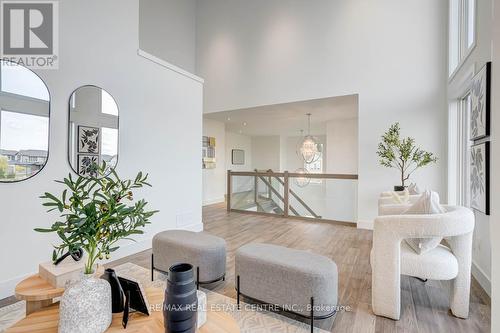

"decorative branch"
[35,162,159,274]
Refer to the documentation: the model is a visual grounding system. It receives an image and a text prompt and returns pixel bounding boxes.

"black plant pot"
[394,185,405,192]
[163,263,198,333]
[100,268,125,313]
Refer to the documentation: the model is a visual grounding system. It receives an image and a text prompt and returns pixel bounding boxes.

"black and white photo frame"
[78,125,101,154]
[470,142,490,215]
[470,62,491,141]
[77,154,100,177]
[232,149,245,165]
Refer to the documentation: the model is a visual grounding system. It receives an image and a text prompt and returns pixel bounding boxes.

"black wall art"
[78,154,100,177]
[78,126,100,154]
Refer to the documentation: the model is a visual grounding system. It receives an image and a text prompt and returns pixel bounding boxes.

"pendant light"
[294,168,310,188]
[297,113,323,164]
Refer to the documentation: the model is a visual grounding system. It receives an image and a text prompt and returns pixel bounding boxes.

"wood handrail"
[227,170,356,219]
[230,171,358,180]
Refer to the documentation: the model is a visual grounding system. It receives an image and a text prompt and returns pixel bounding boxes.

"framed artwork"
[202,136,216,169]
[77,154,100,177]
[470,142,490,215]
[78,126,100,154]
[470,62,491,141]
[232,149,245,165]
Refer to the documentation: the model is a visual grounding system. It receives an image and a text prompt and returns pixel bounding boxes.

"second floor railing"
[227,170,358,224]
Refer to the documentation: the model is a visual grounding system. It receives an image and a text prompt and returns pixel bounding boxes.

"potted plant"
[377,122,437,191]
[35,163,158,333]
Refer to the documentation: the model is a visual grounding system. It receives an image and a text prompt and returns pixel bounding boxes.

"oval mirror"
[68,85,119,177]
[0,60,50,182]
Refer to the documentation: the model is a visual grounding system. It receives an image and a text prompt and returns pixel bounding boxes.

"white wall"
[490,0,500,327]
[0,0,203,299]
[251,136,281,171]
[326,118,358,174]
[226,131,252,193]
[202,118,226,205]
[139,0,197,72]
[196,0,448,225]
[447,0,493,295]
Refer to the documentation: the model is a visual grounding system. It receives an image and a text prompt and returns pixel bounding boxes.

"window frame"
[449,0,477,80]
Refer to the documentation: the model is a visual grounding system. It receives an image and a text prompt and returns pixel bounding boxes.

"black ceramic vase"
[100,268,125,313]
[394,185,405,192]
[163,263,198,333]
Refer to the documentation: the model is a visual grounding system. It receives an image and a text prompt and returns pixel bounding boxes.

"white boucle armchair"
[371,206,475,320]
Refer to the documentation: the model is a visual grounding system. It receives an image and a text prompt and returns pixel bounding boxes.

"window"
[450,93,471,206]
[304,154,323,184]
[0,110,49,181]
[0,62,50,101]
[449,0,476,77]
[101,90,118,116]
[304,156,323,174]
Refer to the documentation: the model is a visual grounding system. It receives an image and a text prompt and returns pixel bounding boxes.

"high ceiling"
[204,94,358,136]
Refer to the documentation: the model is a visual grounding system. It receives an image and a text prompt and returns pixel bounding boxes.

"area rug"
[0,263,333,333]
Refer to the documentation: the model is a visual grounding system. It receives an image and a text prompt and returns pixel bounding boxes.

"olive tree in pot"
[377,122,438,191]
[35,163,158,333]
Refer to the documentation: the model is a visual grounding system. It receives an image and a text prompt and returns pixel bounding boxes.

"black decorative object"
[163,263,198,333]
[100,269,125,313]
[394,186,405,192]
[53,248,84,265]
[118,276,150,328]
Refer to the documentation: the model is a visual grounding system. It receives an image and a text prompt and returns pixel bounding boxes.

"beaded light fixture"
[297,113,323,164]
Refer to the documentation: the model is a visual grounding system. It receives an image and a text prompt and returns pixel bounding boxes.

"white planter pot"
[59,273,112,333]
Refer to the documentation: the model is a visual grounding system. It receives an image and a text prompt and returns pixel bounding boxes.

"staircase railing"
[260,169,321,218]
[226,170,358,223]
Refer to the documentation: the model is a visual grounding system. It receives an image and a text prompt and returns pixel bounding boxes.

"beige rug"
[0,263,333,333]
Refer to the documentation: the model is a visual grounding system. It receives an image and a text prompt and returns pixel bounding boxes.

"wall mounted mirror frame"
[0,59,51,183]
[68,85,119,178]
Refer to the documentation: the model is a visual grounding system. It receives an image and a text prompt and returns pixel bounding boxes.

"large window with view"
[0,60,50,182]
[449,0,476,77]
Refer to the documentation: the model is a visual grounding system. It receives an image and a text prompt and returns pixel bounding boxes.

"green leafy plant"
[35,163,159,274]
[377,122,438,187]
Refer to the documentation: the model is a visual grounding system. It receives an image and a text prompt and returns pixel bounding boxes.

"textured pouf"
[152,230,226,284]
[235,243,338,318]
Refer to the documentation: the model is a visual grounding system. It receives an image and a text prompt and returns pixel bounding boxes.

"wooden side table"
[7,287,240,333]
[15,275,64,315]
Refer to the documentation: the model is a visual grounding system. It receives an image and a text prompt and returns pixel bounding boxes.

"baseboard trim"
[202,197,225,206]
[357,220,373,230]
[472,261,491,297]
[0,272,36,300]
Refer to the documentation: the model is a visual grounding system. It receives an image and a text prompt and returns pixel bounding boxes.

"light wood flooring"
[111,203,491,333]
[1,203,491,332]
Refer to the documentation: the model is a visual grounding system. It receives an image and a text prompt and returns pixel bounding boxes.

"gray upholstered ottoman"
[152,230,226,285]
[235,243,338,327]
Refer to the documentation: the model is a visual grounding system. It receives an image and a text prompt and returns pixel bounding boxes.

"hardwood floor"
[112,203,491,333]
[1,203,491,332]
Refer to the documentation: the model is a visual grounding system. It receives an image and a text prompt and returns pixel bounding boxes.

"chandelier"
[294,168,310,187]
[297,113,323,164]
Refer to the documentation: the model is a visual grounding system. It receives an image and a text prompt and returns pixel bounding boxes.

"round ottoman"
[152,230,227,285]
